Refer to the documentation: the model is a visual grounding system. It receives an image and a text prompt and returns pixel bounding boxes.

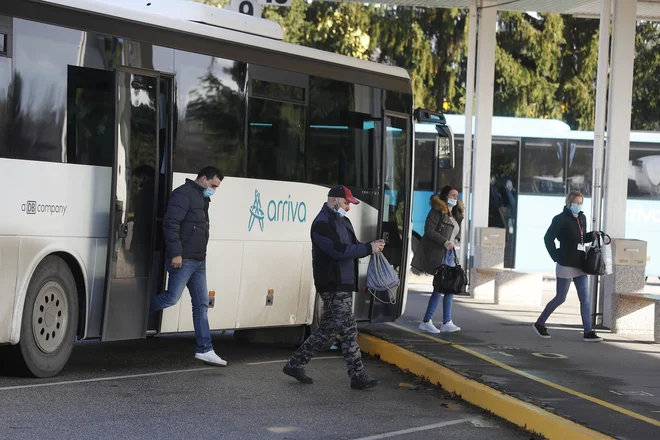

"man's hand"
[371,240,385,254]
[171,256,183,269]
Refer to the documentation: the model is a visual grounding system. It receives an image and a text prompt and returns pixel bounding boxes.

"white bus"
[0,0,451,377]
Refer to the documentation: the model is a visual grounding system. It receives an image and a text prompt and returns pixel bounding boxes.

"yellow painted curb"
[357,333,613,440]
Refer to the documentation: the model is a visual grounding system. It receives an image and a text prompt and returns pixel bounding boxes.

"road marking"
[386,322,660,428]
[532,352,568,359]
[0,367,216,391]
[350,418,473,440]
[494,351,514,357]
[246,356,343,366]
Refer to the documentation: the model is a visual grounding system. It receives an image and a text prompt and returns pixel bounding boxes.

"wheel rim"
[32,281,69,354]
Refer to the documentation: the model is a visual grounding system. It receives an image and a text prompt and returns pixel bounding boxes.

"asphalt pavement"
[0,332,535,440]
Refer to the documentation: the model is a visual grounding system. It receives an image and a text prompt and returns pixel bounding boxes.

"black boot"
[283,362,314,384]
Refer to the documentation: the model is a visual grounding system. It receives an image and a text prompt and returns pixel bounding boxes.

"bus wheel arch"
[12,254,81,378]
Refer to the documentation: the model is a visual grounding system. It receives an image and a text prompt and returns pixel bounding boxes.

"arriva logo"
[248,189,307,231]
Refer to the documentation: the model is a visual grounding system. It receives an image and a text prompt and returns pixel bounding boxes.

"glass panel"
[0,57,11,157]
[9,19,125,163]
[247,98,305,182]
[252,79,305,102]
[520,138,566,195]
[414,138,435,191]
[174,51,246,176]
[113,73,158,279]
[382,116,408,273]
[307,77,381,205]
[629,144,660,199]
[489,141,520,268]
[567,140,593,196]
[0,34,6,55]
[66,66,115,167]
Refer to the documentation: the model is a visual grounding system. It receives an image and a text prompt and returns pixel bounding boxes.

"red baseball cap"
[328,185,360,205]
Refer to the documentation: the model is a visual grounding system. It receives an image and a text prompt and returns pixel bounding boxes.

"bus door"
[489,140,520,268]
[102,68,161,341]
[367,112,412,322]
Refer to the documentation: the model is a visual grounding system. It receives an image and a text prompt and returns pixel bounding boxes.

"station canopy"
[340,0,660,21]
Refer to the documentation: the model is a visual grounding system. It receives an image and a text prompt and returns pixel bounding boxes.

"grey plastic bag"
[366,252,400,304]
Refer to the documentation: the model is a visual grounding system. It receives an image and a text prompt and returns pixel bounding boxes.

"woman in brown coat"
[411,185,464,333]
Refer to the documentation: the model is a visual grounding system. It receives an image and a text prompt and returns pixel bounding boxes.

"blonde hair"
[565,190,584,208]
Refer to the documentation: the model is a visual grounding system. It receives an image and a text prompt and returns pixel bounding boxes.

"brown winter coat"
[410,195,465,275]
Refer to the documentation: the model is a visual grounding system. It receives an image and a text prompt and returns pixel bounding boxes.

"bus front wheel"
[14,256,78,378]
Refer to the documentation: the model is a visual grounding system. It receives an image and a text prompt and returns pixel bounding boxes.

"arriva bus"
[0,0,453,377]
[412,114,660,279]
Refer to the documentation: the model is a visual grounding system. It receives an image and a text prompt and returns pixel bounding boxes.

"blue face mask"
[447,198,457,208]
[570,204,581,216]
[203,188,215,198]
[336,207,347,218]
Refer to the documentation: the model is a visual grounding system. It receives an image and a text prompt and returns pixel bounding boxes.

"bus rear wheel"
[14,256,78,378]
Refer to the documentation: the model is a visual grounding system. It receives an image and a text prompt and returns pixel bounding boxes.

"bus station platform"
[360,280,660,439]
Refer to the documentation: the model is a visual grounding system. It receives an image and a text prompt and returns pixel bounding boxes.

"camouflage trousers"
[288,291,364,379]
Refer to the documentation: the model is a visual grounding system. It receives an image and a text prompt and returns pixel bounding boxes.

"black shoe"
[583,331,603,342]
[283,363,313,384]
[351,373,379,390]
[533,322,551,339]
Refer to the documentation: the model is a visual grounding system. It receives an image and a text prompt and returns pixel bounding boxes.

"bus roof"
[416,114,660,145]
[21,0,411,89]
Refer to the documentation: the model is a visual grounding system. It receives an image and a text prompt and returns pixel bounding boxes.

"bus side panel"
[0,238,20,344]
[297,241,315,326]
[174,240,243,332]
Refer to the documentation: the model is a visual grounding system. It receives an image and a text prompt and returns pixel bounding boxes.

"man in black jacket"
[150,166,227,366]
[283,185,385,389]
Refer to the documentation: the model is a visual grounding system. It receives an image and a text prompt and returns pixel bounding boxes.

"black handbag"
[582,233,611,276]
[433,249,468,294]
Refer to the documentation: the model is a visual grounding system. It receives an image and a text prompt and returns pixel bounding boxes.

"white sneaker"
[418,320,441,334]
[440,321,461,333]
[195,350,227,366]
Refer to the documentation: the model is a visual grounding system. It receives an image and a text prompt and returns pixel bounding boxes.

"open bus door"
[367,109,454,323]
[101,68,161,341]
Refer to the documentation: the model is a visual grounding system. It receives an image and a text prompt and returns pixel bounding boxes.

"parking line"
[0,367,215,391]
[350,418,473,440]
[247,356,343,366]
[385,322,660,428]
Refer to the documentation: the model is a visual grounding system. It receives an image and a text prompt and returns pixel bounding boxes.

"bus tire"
[15,256,79,378]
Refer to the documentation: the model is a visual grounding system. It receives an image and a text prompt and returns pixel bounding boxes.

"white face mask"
[447,198,457,208]
[332,200,347,217]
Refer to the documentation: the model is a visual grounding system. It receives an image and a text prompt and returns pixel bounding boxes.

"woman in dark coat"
[411,185,464,333]
[533,190,603,342]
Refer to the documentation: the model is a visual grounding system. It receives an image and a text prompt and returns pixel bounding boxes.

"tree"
[632,21,660,131]
[494,12,564,120]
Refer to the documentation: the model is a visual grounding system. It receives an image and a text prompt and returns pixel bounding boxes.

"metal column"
[601,0,637,328]
[468,0,498,264]
[589,0,612,327]
[459,0,478,269]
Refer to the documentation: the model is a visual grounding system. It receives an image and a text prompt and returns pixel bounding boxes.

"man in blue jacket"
[150,166,226,366]
[283,185,385,389]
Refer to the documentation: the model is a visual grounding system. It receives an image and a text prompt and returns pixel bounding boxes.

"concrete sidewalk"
[359,278,660,439]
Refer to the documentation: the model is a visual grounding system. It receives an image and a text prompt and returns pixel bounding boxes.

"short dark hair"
[197,166,224,181]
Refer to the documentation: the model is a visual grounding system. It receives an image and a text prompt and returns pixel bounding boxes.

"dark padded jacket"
[163,179,210,261]
[311,203,372,293]
[544,207,596,269]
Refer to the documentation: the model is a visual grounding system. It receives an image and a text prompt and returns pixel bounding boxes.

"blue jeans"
[423,251,454,324]
[537,275,592,333]
[150,259,213,354]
